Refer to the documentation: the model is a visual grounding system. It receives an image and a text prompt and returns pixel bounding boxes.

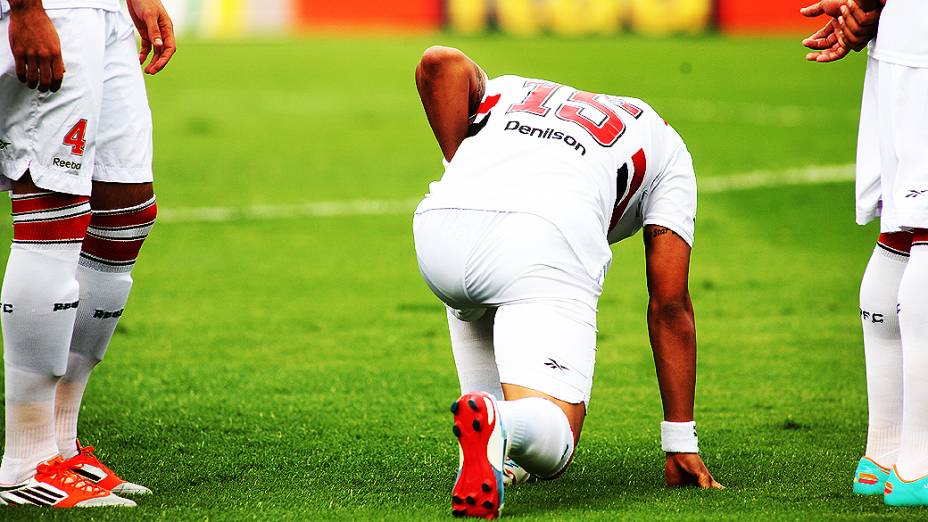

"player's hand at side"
[127,0,176,75]
[665,453,724,490]
[836,0,880,52]
[8,4,64,92]
[801,0,881,63]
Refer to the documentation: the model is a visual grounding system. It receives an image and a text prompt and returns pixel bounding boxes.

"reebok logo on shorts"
[905,189,928,198]
[544,358,570,372]
[52,157,82,171]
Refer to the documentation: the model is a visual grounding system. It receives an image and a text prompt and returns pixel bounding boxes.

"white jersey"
[869,0,928,68]
[416,75,697,279]
[0,0,120,17]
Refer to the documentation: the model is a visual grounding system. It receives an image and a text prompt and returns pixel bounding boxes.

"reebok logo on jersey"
[544,358,570,372]
[52,157,82,171]
[93,308,124,319]
[52,300,79,312]
[504,120,587,156]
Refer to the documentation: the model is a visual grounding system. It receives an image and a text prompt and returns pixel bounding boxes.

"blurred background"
[159,0,825,38]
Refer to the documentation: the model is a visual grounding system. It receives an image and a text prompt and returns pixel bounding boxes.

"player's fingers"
[143,16,163,74]
[847,0,879,25]
[25,54,39,89]
[802,23,835,49]
[839,9,864,40]
[147,17,176,74]
[799,1,825,17]
[139,38,152,66]
[804,32,839,50]
[37,58,53,92]
[14,52,27,84]
[50,55,65,93]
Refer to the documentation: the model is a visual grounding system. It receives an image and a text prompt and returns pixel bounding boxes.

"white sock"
[0,244,83,484]
[448,307,503,401]
[860,246,906,466]
[56,266,133,458]
[496,397,574,478]
[896,243,928,479]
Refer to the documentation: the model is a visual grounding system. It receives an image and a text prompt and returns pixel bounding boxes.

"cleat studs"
[483,501,495,510]
[453,425,462,437]
[466,496,476,505]
[481,483,492,492]
[468,399,479,412]
[452,508,466,517]
[451,401,460,414]
[472,420,482,432]
[452,495,464,505]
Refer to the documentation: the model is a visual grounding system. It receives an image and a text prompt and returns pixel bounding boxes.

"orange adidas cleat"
[62,442,152,496]
[0,456,135,507]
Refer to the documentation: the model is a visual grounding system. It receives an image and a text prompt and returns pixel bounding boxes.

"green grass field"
[2,34,921,520]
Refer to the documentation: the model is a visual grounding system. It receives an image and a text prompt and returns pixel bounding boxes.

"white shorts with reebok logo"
[413,208,603,406]
[0,8,153,196]
[857,56,928,232]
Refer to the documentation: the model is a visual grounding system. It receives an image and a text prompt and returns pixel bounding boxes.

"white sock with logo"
[896,244,928,479]
[859,246,906,466]
[448,308,504,401]
[0,245,83,484]
[496,397,574,478]
[55,263,134,459]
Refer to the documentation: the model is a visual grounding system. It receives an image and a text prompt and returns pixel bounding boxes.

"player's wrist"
[9,0,45,12]
[661,420,699,453]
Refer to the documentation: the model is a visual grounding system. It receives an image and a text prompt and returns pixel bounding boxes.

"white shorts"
[0,8,153,196]
[413,208,602,405]
[857,56,928,232]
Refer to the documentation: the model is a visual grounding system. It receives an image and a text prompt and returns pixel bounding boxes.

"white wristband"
[661,421,699,453]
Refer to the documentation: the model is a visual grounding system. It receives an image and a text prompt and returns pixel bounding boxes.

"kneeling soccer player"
[412,47,722,519]
[0,0,174,508]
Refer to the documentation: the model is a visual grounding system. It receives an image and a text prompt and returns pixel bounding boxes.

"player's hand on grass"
[665,453,724,490]
[8,3,64,92]
[127,0,176,75]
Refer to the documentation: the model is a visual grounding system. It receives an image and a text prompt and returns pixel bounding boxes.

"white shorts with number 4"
[0,8,153,196]
[857,56,928,232]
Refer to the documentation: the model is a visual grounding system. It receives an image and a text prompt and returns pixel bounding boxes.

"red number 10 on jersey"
[507,81,642,147]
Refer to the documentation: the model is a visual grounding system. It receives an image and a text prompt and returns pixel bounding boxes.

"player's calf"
[55,187,157,459]
[1,184,91,486]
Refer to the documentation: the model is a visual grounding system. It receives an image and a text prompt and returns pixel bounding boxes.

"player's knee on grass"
[497,395,577,479]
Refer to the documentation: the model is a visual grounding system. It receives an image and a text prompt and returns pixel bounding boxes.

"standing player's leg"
[54,182,155,495]
[0,176,90,486]
[52,8,157,495]
[854,233,909,495]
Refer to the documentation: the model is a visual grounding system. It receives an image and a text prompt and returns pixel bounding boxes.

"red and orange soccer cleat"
[0,456,135,507]
[62,442,152,496]
[450,392,508,519]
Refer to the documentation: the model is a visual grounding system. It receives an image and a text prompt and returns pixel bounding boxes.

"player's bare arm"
[7,0,64,92]
[643,224,723,490]
[415,46,486,161]
[126,0,176,75]
[801,0,882,63]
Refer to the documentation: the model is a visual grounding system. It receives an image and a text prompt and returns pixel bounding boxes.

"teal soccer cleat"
[884,467,928,507]
[853,457,890,496]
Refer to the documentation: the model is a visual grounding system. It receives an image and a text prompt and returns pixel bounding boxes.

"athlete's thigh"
[93,11,153,186]
[493,299,597,411]
[888,63,928,230]
[0,9,106,196]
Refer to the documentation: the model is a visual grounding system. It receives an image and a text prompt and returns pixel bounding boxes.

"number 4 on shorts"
[63,119,88,156]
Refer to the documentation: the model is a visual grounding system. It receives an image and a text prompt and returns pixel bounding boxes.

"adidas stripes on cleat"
[884,467,928,507]
[0,456,135,508]
[62,442,152,496]
[451,392,507,519]
[853,456,890,496]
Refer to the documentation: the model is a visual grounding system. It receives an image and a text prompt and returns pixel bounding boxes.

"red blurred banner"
[717,0,824,34]
[295,0,442,30]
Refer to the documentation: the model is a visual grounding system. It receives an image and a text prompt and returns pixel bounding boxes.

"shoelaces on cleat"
[37,459,105,496]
